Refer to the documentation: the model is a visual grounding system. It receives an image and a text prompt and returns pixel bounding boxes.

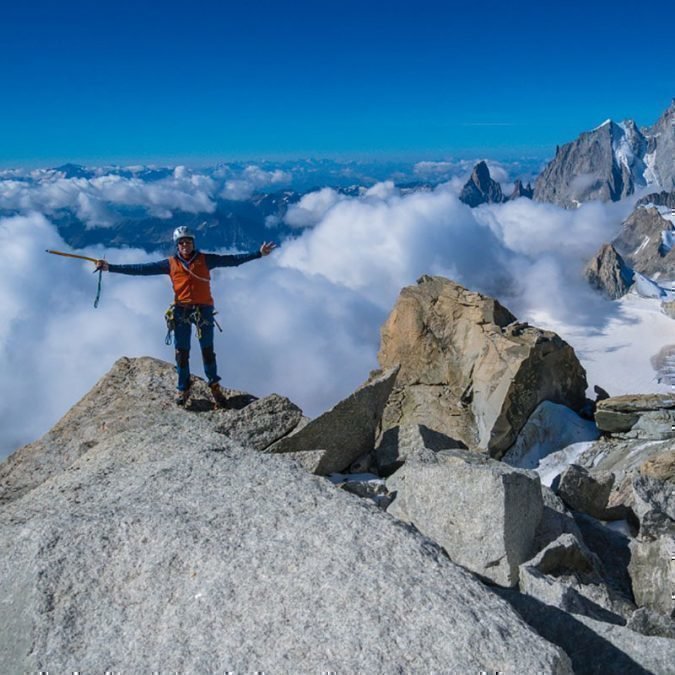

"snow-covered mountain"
[534,101,675,207]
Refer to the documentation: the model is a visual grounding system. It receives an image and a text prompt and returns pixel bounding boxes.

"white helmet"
[173,226,195,243]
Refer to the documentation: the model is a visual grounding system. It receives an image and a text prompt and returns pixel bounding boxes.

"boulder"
[386,448,543,587]
[378,276,587,458]
[595,394,675,439]
[215,393,304,450]
[0,374,574,672]
[519,534,635,624]
[629,535,675,618]
[557,464,628,521]
[268,367,399,475]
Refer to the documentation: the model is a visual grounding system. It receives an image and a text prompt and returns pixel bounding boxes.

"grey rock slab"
[374,422,464,475]
[386,448,543,587]
[627,607,675,639]
[268,367,399,475]
[557,464,628,520]
[572,513,635,602]
[499,588,675,675]
[594,409,641,434]
[629,534,675,617]
[0,356,229,505]
[626,607,675,640]
[214,393,304,451]
[0,427,572,672]
[596,393,675,415]
[519,534,635,624]
[534,486,585,552]
[632,472,675,540]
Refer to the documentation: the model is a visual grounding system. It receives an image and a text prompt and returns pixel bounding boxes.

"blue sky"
[3,0,674,167]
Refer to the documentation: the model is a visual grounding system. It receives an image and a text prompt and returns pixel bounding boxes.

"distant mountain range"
[457,100,675,209]
[1,101,672,254]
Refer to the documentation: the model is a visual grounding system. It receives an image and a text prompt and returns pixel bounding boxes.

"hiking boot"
[210,382,229,409]
[175,387,191,406]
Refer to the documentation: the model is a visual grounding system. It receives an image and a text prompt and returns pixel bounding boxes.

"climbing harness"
[46,249,104,308]
[164,304,222,344]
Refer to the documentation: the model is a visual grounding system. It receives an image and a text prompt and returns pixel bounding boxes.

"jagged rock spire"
[459,161,506,207]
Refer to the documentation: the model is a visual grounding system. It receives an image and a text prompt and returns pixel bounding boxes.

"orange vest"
[168,253,214,305]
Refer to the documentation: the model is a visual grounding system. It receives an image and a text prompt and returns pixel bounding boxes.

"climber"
[96,226,276,407]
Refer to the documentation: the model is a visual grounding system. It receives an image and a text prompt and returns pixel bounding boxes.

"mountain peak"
[459,161,505,207]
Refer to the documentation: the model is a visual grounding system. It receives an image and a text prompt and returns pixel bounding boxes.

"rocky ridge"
[1,276,674,671]
[533,101,675,207]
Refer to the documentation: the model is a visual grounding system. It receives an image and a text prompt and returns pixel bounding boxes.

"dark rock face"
[643,100,675,192]
[534,121,641,207]
[509,179,534,200]
[636,190,675,210]
[534,101,675,207]
[584,243,634,299]
[459,161,506,207]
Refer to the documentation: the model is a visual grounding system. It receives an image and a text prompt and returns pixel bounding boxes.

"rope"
[93,268,103,308]
[177,256,210,283]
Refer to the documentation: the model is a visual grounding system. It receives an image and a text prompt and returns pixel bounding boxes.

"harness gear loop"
[164,305,176,345]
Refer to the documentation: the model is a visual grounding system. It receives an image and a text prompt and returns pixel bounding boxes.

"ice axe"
[46,249,105,308]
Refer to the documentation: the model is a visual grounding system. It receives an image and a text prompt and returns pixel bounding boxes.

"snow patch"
[503,402,599,471]
[633,235,651,256]
[535,441,597,488]
[661,230,675,253]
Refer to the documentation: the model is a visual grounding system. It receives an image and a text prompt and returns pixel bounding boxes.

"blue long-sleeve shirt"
[107,251,261,276]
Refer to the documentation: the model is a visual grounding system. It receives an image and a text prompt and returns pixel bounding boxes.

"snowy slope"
[530,292,675,397]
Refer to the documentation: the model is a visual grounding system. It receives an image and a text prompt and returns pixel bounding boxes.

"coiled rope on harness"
[164,304,223,345]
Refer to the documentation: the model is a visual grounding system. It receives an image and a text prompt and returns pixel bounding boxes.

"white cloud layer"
[0,167,217,228]
[0,185,670,459]
[221,166,291,201]
[284,187,347,228]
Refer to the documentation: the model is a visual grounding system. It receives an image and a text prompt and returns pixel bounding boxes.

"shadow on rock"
[495,589,651,674]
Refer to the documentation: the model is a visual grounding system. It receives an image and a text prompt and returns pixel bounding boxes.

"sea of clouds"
[0,163,667,458]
